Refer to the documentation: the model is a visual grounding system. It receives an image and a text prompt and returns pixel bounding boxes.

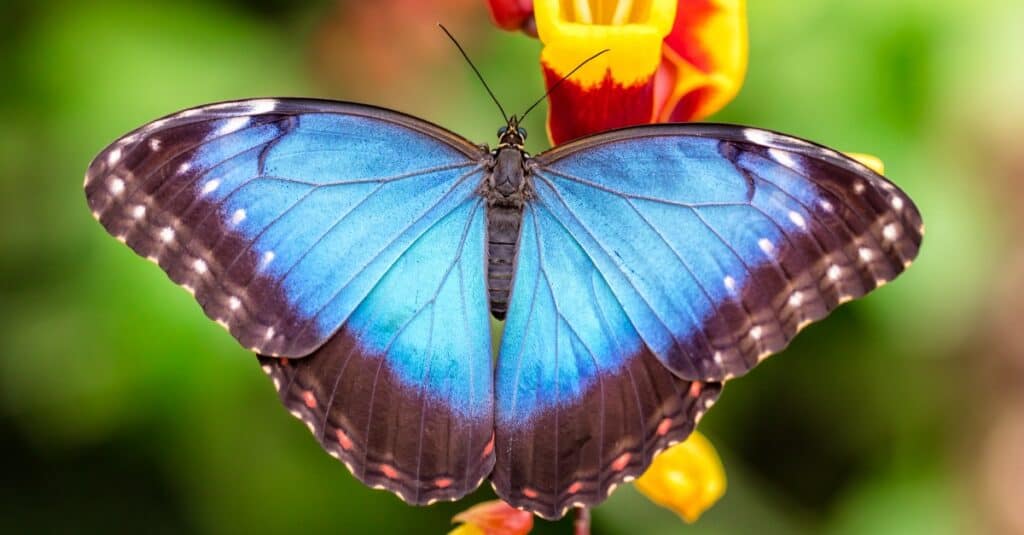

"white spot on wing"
[231,208,247,225]
[107,148,122,166]
[159,227,174,242]
[246,99,278,115]
[217,116,250,136]
[743,128,774,145]
[201,179,220,195]
[883,223,901,241]
[820,199,834,213]
[891,196,904,211]
[178,162,191,174]
[108,177,125,195]
[750,326,763,340]
[788,210,807,228]
[265,327,275,340]
[789,291,804,307]
[132,205,146,219]
[758,238,774,254]
[712,352,723,365]
[149,138,161,151]
[261,250,275,267]
[723,275,736,291]
[228,296,241,310]
[768,148,798,168]
[859,247,874,262]
[854,181,866,194]
[193,259,207,274]
[827,264,842,281]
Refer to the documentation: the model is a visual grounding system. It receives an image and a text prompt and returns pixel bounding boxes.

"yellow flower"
[846,152,886,175]
[634,431,726,523]
[486,0,747,143]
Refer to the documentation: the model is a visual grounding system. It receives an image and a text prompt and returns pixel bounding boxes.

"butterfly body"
[484,121,532,319]
[85,98,922,519]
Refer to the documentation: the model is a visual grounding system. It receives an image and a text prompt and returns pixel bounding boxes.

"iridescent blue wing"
[492,124,923,517]
[84,99,495,503]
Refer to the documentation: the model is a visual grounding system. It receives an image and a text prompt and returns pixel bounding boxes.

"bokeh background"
[2,0,1022,533]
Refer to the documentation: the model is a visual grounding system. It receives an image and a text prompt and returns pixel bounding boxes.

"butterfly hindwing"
[85,98,495,503]
[492,124,922,516]
[491,202,722,517]
[259,198,494,504]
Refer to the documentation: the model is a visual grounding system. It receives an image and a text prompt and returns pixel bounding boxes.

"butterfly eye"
[517,127,527,140]
[497,126,509,137]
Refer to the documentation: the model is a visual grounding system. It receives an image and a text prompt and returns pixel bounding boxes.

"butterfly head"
[497,116,527,147]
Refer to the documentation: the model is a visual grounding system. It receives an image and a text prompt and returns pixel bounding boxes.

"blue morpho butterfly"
[83,51,922,519]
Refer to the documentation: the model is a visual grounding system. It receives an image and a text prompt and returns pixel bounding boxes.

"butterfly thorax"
[483,139,531,320]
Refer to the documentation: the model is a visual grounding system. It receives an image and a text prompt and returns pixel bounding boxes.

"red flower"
[486,0,748,144]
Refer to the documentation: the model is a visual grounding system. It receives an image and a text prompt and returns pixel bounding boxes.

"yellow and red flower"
[486,0,748,144]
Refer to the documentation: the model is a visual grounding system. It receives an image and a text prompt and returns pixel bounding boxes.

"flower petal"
[656,0,748,121]
[634,431,726,523]
[451,500,534,535]
[845,152,886,175]
[535,0,678,143]
[486,0,536,32]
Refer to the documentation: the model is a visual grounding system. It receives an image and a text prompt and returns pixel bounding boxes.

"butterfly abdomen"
[486,203,523,320]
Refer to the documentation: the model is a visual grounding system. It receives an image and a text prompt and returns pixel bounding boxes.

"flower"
[634,431,726,523]
[846,152,886,175]
[486,0,536,35]
[449,500,534,535]
[486,0,748,144]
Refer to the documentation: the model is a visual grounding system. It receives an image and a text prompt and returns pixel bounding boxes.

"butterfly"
[84,97,922,519]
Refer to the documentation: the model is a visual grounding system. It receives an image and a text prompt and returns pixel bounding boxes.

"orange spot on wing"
[379,464,399,479]
[434,477,454,489]
[657,418,673,436]
[278,357,289,367]
[522,487,539,499]
[302,390,317,409]
[612,452,631,472]
[482,433,495,458]
[567,481,583,494]
[689,382,703,398]
[335,428,354,450]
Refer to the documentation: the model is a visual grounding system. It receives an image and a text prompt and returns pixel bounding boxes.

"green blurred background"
[2,0,1022,533]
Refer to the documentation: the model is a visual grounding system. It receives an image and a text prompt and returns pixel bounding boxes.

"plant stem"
[574,507,591,535]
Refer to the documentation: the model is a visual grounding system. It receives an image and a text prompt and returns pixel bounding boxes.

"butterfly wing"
[85,98,495,503]
[492,124,922,517]
[258,198,494,504]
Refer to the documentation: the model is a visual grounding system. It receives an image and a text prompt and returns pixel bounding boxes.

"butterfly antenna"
[519,48,610,122]
[438,23,509,123]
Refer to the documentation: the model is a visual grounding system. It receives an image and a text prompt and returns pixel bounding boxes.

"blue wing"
[492,124,922,517]
[85,99,495,503]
